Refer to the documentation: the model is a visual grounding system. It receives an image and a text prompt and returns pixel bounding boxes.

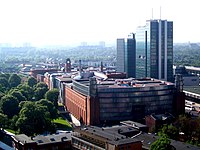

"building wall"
[36,74,44,82]
[136,20,173,82]
[125,38,136,78]
[86,96,100,125]
[44,75,51,89]
[97,84,175,123]
[145,115,156,133]
[173,92,185,115]
[114,143,142,150]
[117,39,125,73]
[65,86,87,124]
[183,76,199,86]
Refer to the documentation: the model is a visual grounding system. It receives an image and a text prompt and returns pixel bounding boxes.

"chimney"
[100,61,103,72]
[79,60,82,73]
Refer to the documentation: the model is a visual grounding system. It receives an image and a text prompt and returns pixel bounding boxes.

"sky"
[0,0,199,46]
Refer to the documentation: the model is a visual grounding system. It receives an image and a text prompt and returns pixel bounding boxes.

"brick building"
[64,77,185,126]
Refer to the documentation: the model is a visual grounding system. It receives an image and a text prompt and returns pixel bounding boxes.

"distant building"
[174,66,199,86]
[65,58,71,73]
[30,68,58,79]
[136,19,173,82]
[116,35,136,78]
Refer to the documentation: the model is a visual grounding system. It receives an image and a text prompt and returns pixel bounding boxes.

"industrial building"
[64,77,185,125]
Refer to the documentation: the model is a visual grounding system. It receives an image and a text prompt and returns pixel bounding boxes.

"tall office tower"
[136,19,173,82]
[117,35,136,78]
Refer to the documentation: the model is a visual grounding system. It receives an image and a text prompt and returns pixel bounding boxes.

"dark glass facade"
[117,39,125,73]
[98,83,175,122]
[135,20,173,82]
[117,37,136,78]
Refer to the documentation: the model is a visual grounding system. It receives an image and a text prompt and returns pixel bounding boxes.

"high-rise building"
[117,35,136,78]
[136,19,173,82]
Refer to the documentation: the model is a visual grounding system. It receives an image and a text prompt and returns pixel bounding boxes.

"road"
[185,100,200,117]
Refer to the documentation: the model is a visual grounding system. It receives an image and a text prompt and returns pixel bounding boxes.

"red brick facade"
[65,87,87,124]
[65,86,100,125]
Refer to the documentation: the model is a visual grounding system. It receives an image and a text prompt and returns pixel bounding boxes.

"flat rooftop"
[12,132,71,145]
[33,132,71,145]
[74,78,174,89]
[74,126,140,146]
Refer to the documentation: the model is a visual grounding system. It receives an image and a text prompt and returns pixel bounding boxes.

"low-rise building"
[12,132,71,150]
[72,126,142,150]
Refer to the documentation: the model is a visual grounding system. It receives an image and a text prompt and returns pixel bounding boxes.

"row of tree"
[150,114,200,149]
[0,73,59,136]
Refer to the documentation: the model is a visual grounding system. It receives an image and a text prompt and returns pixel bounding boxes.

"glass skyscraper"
[117,35,136,78]
[136,19,173,82]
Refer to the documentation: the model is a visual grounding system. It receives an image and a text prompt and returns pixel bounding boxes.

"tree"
[27,77,37,87]
[0,113,8,128]
[34,87,48,101]
[0,95,19,118]
[0,77,9,90]
[36,99,58,119]
[159,125,179,140]
[8,74,21,88]
[45,88,59,108]
[150,135,171,150]
[17,84,34,101]
[16,101,54,136]
[9,90,26,102]
[34,82,48,90]
[0,73,10,79]
[0,92,5,100]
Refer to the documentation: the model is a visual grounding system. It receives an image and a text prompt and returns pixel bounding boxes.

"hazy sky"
[0,0,199,46]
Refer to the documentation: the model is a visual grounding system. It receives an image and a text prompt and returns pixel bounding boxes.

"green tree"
[0,73,10,79]
[17,84,34,101]
[150,135,171,150]
[34,82,48,90]
[0,95,19,118]
[0,92,5,99]
[36,99,58,119]
[10,115,18,133]
[45,88,59,108]
[16,101,54,136]
[159,125,179,140]
[27,77,37,87]
[8,74,21,88]
[34,87,48,101]
[0,113,8,128]
[0,77,9,90]
[9,90,26,102]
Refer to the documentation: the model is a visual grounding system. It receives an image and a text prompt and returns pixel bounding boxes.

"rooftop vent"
[37,140,43,143]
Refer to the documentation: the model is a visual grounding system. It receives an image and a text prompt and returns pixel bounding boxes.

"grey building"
[136,19,173,82]
[117,35,136,78]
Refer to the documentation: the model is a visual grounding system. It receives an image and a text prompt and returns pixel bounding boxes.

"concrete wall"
[183,76,199,86]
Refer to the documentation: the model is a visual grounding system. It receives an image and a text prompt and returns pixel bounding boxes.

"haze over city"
[0,0,199,46]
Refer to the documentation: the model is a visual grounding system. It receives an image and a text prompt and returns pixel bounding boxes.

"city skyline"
[0,0,199,46]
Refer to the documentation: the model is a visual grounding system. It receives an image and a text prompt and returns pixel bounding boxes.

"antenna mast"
[160,6,162,19]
